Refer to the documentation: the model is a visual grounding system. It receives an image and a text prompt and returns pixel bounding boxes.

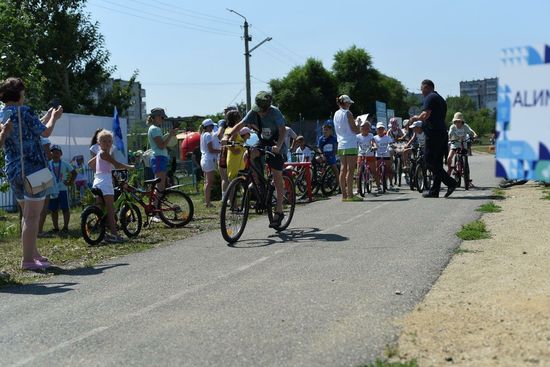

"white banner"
[496,44,550,181]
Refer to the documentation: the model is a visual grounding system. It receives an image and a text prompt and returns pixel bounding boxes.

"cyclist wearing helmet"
[230,91,287,228]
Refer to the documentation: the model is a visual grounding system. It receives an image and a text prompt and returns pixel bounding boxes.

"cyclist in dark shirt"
[410,79,457,198]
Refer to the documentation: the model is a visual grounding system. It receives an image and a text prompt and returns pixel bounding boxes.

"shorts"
[255,141,285,171]
[325,155,337,166]
[151,155,168,174]
[93,173,114,196]
[376,157,391,161]
[49,190,69,211]
[337,147,358,156]
[357,156,376,165]
[9,175,46,202]
[200,157,218,173]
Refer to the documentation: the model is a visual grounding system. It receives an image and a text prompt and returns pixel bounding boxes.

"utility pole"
[227,9,272,111]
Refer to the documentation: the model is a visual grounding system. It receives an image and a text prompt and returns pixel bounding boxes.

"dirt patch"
[394,183,550,366]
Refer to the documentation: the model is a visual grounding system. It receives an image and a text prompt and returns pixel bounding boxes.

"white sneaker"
[151,216,162,223]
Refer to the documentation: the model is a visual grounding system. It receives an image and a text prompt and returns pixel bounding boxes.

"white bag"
[142,148,154,168]
[17,107,54,195]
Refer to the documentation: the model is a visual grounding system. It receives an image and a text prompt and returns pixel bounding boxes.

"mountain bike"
[391,142,406,187]
[220,143,296,243]
[291,149,338,197]
[413,148,433,193]
[357,148,377,196]
[450,139,471,190]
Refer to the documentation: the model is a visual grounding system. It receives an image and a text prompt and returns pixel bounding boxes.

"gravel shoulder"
[393,183,550,366]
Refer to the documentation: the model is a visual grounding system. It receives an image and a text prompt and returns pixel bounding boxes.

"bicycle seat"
[144,177,162,185]
[91,187,104,198]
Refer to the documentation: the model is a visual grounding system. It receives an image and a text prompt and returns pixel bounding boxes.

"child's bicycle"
[220,142,296,243]
[81,170,194,245]
[450,138,472,190]
[80,170,142,245]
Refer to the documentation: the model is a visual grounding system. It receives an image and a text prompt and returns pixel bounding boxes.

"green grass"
[492,188,506,200]
[456,220,491,241]
[0,191,221,287]
[453,247,481,254]
[476,202,502,213]
[359,359,418,367]
[542,189,550,200]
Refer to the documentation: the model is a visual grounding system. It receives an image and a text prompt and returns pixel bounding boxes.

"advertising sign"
[496,44,550,182]
[386,109,395,120]
[375,101,387,126]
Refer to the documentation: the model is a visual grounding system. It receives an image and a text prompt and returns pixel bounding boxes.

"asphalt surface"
[0,154,499,367]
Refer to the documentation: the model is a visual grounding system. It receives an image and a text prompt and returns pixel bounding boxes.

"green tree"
[0,0,136,116]
[332,45,382,116]
[270,58,336,121]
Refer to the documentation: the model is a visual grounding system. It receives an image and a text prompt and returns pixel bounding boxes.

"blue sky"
[86,0,550,118]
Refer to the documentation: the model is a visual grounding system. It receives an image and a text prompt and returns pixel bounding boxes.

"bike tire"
[365,167,372,194]
[381,164,387,193]
[415,165,424,193]
[397,156,402,187]
[454,156,462,187]
[119,203,142,238]
[267,175,296,232]
[464,156,470,190]
[220,177,250,243]
[358,166,365,197]
[294,169,307,198]
[158,189,194,227]
[321,168,338,196]
[408,163,416,191]
[81,205,106,246]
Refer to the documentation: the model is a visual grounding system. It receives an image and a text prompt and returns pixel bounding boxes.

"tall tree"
[270,58,336,121]
[0,0,136,116]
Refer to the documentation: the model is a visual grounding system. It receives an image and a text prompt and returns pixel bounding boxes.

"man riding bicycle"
[230,91,287,228]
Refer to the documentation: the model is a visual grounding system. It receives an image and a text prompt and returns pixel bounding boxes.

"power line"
[89,1,240,38]
[256,46,296,69]
[150,0,241,26]
[253,25,305,63]
[228,87,245,105]
[250,75,270,85]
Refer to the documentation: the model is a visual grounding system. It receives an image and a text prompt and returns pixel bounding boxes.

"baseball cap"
[50,144,62,153]
[338,95,354,104]
[411,121,423,128]
[239,127,251,136]
[201,118,215,128]
[150,108,167,119]
[376,122,385,129]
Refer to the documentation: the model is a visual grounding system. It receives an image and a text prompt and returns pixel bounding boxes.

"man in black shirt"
[410,79,457,198]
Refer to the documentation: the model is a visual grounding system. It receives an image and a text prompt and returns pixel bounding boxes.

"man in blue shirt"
[230,91,287,228]
[410,79,457,198]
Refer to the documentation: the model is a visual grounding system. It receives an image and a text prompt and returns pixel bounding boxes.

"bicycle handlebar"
[225,141,276,156]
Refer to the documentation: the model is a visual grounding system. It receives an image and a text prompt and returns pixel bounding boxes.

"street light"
[227,9,272,111]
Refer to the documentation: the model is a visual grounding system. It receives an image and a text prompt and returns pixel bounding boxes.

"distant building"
[459,78,498,111]
[97,78,147,129]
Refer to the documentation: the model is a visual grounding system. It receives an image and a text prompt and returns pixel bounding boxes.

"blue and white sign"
[375,101,387,126]
[496,44,550,182]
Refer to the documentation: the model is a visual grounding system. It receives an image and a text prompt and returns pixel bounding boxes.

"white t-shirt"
[200,132,218,161]
[295,146,312,162]
[356,133,375,157]
[374,134,394,158]
[285,127,297,150]
[333,108,357,150]
[416,132,426,148]
[448,123,474,149]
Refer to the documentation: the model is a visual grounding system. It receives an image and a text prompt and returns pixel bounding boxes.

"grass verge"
[476,202,502,213]
[0,191,221,287]
[456,220,491,241]
[359,360,418,367]
[492,188,506,200]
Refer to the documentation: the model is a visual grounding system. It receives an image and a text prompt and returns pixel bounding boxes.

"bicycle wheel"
[397,156,402,187]
[81,205,106,246]
[357,166,365,197]
[321,167,338,196]
[464,156,470,190]
[119,203,142,238]
[408,162,416,191]
[158,189,194,227]
[365,166,372,194]
[294,169,307,198]
[311,165,322,195]
[267,175,296,232]
[381,164,387,193]
[220,177,250,243]
[415,165,425,193]
[453,156,462,187]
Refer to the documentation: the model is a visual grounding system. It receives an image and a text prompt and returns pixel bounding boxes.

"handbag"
[17,107,53,195]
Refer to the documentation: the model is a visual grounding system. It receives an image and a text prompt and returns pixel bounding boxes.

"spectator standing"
[37,137,58,237]
[216,106,238,197]
[48,145,76,235]
[285,125,298,162]
[0,77,63,270]
[410,79,457,198]
[333,95,361,201]
[89,128,103,158]
[200,119,221,207]
[147,107,176,194]
[317,123,339,182]
[72,155,88,203]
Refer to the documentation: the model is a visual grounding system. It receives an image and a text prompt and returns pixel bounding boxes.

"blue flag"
[113,106,125,156]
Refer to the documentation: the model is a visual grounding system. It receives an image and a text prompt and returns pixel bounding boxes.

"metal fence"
[0,159,199,212]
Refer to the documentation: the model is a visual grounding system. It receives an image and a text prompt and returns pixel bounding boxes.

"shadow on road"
[0,282,78,295]
[229,227,348,248]
[47,263,129,276]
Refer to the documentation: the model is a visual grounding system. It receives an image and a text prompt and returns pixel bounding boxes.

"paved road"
[1,154,499,367]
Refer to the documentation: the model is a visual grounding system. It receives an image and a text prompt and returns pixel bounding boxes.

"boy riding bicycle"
[230,91,287,228]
